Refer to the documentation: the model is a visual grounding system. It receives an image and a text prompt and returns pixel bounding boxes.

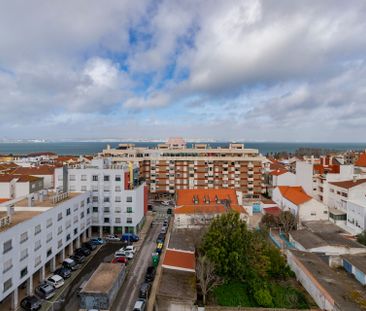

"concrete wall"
[295,162,314,196]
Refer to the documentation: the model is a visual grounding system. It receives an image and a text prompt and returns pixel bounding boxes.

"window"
[20,232,28,244]
[57,212,63,221]
[74,228,78,235]
[115,207,121,213]
[34,256,41,267]
[126,196,132,202]
[69,175,75,181]
[35,224,41,235]
[92,175,98,181]
[81,186,87,191]
[46,218,52,228]
[104,175,110,182]
[115,218,121,223]
[57,226,63,235]
[58,175,63,181]
[87,208,90,214]
[115,186,121,192]
[3,240,12,254]
[66,234,71,241]
[46,232,52,243]
[104,197,110,203]
[127,217,133,224]
[73,204,78,211]
[73,216,78,224]
[104,218,110,223]
[81,211,85,219]
[66,208,71,216]
[115,175,121,181]
[69,185,76,191]
[20,249,28,261]
[92,196,98,202]
[34,240,41,251]
[3,259,12,274]
[58,240,62,249]
[47,248,52,257]
[3,278,12,292]
[115,196,121,202]
[104,186,110,192]
[20,267,28,278]
[104,207,110,213]
[126,207,133,213]
[81,175,87,181]
[66,220,71,229]
[93,206,98,213]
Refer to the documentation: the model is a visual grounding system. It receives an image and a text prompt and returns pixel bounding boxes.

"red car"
[112,257,128,264]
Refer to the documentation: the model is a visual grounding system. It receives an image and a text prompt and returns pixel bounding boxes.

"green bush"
[254,288,273,307]
[213,281,253,306]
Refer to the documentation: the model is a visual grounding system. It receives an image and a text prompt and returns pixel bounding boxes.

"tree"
[196,254,222,305]
[278,211,296,234]
[260,214,279,229]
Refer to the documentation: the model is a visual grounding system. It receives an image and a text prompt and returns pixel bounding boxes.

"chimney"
[353,175,357,183]
[27,195,33,207]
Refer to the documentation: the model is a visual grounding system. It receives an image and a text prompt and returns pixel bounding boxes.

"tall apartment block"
[102,139,264,198]
[54,158,148,236]
[0,190,92,309]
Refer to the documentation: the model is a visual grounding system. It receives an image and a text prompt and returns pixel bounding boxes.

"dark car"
[70,253,85,264]
[121,233,139,242]
[75,247,91,256]
[35,283,55,300]
[156,233,165,243]
[83,241,97,251]
[139,282,151,299]
[145,266,156,282]
[20,296,42,311]
[54,267,71,279]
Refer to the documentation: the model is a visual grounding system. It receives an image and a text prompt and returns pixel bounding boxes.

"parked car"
[121,233,139,242]
[163,219,169,226]
[156,243,163,254]
[46,275,64,289]
[20,296,42,311]
[139,282,151,299]
[133,298,146,311]
[145,266,156,282]
[125,245,136,254]
[111,256,128,264]
[105,234,120,241]
[54,267,71,279]
[156,233,165,243]
[83,241,97,251]
[160,226,167,234]
[114,248,134,259]
[89,237,104,245]
[75,247,91,256]
[62,258,81,271]
[70,253,85,264]
[35,283,55,300]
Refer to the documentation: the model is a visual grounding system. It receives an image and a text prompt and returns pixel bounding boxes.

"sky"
[0,0,366,142]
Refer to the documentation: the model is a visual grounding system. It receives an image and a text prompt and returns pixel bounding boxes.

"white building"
[267,169,296,197]
[0,190,92,309]
[54,158,147,236]
[272,186,328,223]
[327,178,366,234]
[0,175,44,200]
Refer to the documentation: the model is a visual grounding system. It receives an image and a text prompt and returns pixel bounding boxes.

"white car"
[46,275,64,289]
[105,234,120,241]
[115,249,134,260]
[125,245,136,254]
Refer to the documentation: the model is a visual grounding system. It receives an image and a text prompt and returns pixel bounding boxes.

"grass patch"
[212,280,310,309]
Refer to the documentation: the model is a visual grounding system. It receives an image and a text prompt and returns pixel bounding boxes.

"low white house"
[272,186,328,223]
[267,169,296,197]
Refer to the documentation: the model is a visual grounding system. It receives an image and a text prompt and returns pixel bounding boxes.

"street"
[111,223,162,311]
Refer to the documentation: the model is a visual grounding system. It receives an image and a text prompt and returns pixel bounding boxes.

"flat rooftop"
[290,250,366,311]
[168,228,202,252]
[0,210,42,232]
[82,263,123,293]
[342,253,366,275]
[15,192,80,208]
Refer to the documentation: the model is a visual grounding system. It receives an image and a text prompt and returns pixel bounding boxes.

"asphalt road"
[111,223,162,311]
[60,242,124,311]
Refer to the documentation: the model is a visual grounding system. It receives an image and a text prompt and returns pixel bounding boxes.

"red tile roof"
[329,179,366,189]
[277,186,312,205]
[11,165,55,175]
[270,161,286,170]
[0,198,9,203]
[263,206,281,216]
[175,189,245,214]
[0,174,41,183]
[269,169,288,176]
[163,249,195,272]
[355,152,366,167]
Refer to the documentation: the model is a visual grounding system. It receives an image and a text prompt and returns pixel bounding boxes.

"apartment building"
[0,190,92,309]
[327,178,366,234]
[101,139,264,198]
[54,158,147,236]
